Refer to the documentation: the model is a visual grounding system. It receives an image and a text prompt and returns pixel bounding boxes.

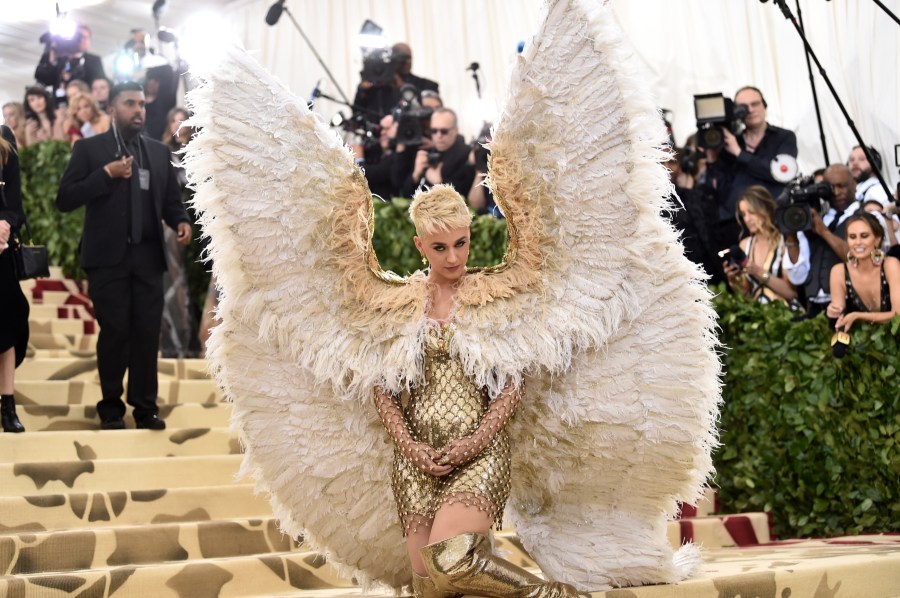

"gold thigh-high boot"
[411,571,463,598]
[420,533,588,598]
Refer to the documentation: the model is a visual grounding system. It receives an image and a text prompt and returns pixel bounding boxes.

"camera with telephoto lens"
[774,176,834,234]
[393,84,433,147]
[693,93,749,150]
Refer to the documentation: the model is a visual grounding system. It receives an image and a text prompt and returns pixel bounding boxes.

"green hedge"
[712,285,900,539]
[19,141,84,279]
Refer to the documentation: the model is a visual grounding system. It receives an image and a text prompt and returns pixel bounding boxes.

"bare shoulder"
[830,261,846,278]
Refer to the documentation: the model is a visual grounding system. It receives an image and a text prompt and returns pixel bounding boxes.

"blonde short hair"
[409,185,472,237]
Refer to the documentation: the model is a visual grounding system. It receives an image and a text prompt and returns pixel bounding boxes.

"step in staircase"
[1,270,773,596]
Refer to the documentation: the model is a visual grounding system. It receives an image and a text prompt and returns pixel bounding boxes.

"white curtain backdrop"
[215,0,899,188]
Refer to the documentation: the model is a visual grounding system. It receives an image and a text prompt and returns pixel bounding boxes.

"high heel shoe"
[1,395,25,433]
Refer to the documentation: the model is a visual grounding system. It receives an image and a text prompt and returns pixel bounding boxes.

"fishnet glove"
[438,380,520,467]
[374,388,450,475]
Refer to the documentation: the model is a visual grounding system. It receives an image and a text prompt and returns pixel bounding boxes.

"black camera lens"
[782,205,811,232]
[701,127,723,149]
[427,150,442,167]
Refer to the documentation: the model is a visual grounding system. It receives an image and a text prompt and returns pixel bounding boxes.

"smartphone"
[718,245,748,269]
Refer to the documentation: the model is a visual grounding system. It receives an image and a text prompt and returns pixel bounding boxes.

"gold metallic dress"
[391,324,512,535]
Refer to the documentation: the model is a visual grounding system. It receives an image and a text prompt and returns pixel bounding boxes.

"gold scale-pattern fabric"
[391,325,511,533]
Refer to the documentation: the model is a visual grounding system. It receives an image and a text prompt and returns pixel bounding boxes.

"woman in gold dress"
[373,186,583,598]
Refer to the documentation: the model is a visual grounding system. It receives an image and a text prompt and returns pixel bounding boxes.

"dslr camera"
[774,176,834,233]
[693,93,748,150]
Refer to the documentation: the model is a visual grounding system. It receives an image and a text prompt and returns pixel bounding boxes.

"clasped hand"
[408,435,483,477]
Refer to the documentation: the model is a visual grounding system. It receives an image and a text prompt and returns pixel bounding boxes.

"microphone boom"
[265,0,286,26]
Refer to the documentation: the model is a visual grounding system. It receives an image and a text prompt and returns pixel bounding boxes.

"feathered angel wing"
[448,0,721,590]
[184,47,431,589]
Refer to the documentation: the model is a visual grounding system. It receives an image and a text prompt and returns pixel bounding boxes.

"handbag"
[1,177,50,281]
[10,220,50,280]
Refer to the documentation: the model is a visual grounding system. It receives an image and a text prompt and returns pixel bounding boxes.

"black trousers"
[86,242,166,422]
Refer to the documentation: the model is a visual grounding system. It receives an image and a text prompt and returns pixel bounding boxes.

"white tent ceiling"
[0,0,220,104]
[2,0,898,188]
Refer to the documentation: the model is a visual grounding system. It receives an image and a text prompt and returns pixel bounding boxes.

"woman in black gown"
[0,124,29,432]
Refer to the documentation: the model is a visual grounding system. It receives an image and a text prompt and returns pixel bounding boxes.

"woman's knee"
[406,527,432,576]
[428,502,493,544]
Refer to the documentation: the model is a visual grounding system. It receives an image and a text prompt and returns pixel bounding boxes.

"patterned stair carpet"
[2,271,899,597]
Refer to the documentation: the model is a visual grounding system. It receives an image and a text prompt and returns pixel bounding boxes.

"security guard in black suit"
[57,81,191,430]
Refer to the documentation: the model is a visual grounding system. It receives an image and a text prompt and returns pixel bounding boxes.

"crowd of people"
[663,84,899,339]
[1,22,194,433]
[1,23,899,435]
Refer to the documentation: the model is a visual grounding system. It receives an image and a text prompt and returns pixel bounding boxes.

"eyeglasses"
[429,127,454,136]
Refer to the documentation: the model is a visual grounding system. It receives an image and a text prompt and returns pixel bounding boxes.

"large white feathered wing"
[183,48,427,589]
[450,0,721,590]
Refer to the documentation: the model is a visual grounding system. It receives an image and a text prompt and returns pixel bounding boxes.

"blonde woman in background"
[723,185,804,304]
[66,93,110,146]
[2,103,27,147]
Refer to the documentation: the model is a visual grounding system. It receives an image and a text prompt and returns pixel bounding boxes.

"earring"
[421,255,428,266]
[846,252,858,268]
[872,249,884,266]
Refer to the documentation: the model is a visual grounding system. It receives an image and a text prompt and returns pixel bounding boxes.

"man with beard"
[56,81,191,430]
[847,145,889,206]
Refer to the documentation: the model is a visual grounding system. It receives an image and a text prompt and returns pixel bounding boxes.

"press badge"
[139,168,150,191]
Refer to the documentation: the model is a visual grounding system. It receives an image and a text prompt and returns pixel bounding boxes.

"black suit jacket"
[35,51,107,89]
[56,128,189,269]
[0,126,25,229]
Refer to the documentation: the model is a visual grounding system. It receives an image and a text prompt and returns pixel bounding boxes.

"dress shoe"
[100,418,126,430]
[135,414,166,430]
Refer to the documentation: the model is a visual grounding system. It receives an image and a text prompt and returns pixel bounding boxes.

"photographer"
[396,108,474,198]
[35,24,107,103]
[704,86,797,252]
[467,123,498,216]
[353,43,439,120]
[665,148,721,283]
[785,164,856,316]
[359,114,400,200]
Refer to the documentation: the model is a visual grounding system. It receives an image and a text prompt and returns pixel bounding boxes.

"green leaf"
[712,283,899,538]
